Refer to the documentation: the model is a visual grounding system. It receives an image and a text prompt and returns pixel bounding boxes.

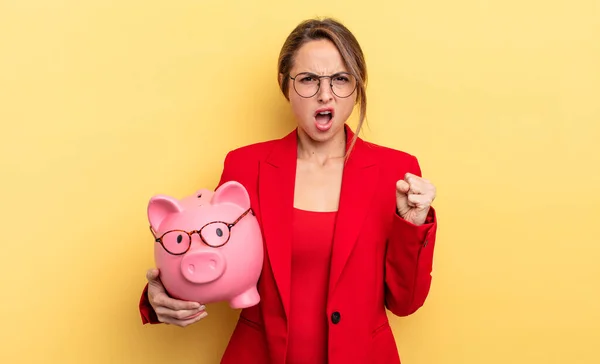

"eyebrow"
[295,70,350,75]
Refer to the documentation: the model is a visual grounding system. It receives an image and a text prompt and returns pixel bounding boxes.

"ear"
[211,181,251,210]
[279,73,291,101]
[148,195,183,231]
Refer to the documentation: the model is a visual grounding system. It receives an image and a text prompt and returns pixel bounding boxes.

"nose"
[317,78,334,103]
[180,249,226,284]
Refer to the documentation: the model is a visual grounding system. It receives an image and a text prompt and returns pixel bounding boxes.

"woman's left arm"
[384,155,438,317]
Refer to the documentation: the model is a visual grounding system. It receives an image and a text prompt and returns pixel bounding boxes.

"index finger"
[404,172,420,181]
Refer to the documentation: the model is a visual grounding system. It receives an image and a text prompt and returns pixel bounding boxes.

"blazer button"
[331,311,341,324]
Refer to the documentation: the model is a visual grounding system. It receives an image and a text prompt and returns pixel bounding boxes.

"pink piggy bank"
[147,181,263,309]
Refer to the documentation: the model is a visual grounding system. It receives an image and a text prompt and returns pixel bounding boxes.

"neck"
[296,127,346,165]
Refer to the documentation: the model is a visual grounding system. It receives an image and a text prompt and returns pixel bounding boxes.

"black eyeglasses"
[150,208,254,255]
[289,72,357,98]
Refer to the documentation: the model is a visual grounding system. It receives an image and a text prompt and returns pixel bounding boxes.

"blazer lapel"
[328,125,378,297]
[258,129,297,318]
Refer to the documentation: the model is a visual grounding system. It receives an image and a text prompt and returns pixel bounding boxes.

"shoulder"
[358,138,422,176]
[217,127,298,188]
[217,136,285,187]
[361,139,417,162]
[223,138,281,165]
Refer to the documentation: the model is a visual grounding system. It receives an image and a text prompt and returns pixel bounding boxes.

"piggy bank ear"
[211,181,251,210]
[148,195,183,230]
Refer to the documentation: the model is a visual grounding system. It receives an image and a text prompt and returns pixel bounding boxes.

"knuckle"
[174,310,189,320]
[155,297,169,309]
[154,307,166,316]
[151,295,161,306]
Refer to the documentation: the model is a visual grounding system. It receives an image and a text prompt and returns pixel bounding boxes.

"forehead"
[292,39,347,74]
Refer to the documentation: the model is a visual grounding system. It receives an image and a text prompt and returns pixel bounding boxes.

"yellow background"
[1,0,599,363]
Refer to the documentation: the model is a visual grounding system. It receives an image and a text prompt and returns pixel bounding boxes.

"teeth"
[318,111,331,115]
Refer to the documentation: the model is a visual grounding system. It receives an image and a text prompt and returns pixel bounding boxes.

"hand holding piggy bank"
[148,181,263,311]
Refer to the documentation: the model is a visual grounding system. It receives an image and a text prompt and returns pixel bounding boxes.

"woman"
[139,17,438,364]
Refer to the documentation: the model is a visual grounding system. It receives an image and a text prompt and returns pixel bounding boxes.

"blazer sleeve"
[384,155,438,317]
[138,151,236,325]
[139,283,160,324]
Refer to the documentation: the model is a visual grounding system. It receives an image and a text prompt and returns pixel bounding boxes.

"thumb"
[146,268,161,285]
[396,180,410,215]
[396,180,410,195]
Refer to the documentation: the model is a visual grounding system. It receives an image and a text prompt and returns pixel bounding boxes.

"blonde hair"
[277,17,367,157]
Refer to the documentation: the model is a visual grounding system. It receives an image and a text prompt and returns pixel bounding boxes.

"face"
[283,39,357,144]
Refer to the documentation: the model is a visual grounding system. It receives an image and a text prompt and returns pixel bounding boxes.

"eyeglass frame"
[149,207,255,255]
[288,71,358,99]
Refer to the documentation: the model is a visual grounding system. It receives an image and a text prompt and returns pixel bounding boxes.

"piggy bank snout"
[180,250,226,284]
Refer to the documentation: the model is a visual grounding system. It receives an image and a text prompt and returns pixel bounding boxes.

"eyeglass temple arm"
[230,208,254,227]
[149,225,159,240]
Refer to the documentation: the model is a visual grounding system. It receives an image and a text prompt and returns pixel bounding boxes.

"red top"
[286,208,337,364]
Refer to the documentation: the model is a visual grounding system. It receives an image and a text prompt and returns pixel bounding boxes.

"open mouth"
[314,108,334,131]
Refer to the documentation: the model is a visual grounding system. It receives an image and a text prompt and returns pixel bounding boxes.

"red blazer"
[139,125,438,364]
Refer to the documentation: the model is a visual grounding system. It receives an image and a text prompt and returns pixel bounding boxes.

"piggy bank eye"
[200,222,230,247]
[160,231,191,255]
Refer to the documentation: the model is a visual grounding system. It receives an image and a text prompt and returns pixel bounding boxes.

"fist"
[396,173,436,226]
